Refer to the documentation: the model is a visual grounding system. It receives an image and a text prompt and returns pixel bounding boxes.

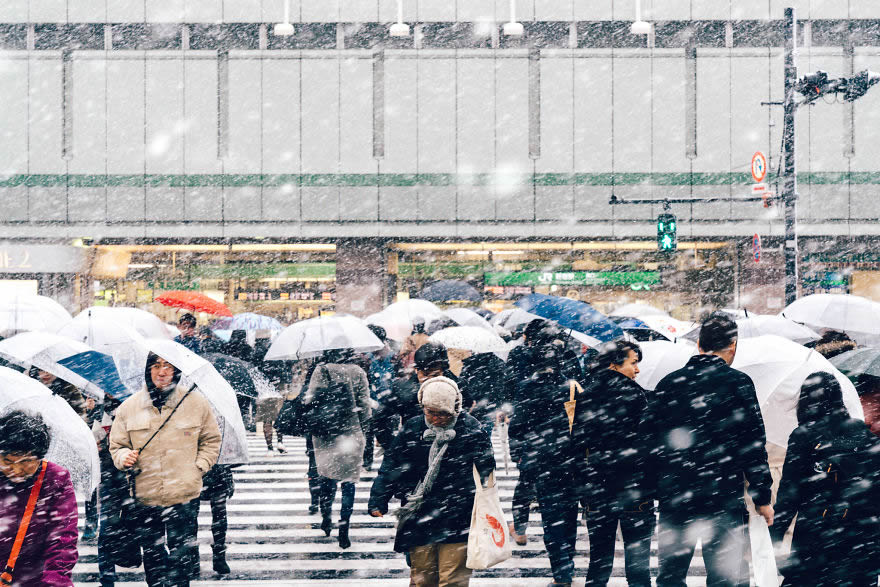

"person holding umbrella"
[0,411,79,586]
[641,312,775,586]
[174,314,201,355]
[109,352,221,587]
[302,347,371,549]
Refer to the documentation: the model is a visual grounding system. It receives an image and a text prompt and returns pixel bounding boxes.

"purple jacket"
[0,462,78,586]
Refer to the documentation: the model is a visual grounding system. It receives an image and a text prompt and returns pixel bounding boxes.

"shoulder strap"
[138,385,196,453]
[1,461,48,585]
[569,380,583,402]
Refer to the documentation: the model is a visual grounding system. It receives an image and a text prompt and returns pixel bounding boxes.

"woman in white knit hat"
[368,376,495,586]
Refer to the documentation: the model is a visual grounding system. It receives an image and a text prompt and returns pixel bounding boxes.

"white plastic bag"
[749,512,780,586]
[466,466,512,569]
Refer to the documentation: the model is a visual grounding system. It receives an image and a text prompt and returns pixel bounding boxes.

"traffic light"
[657,213,677,252]
[842,70,880,102]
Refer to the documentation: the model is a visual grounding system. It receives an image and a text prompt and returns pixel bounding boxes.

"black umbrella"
[420,280,483,303]
[202,353,258,399]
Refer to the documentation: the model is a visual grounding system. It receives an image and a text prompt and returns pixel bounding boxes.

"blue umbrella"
[211,313,283,333]
[609,316,650,329]
[514,294,623,343]
[57,350,131,400]
[420,280,483,303]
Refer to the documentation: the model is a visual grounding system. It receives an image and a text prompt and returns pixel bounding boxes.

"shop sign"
[485,271,660,287]
[234,289,335,302]
[802,272,848,288]
[0,243,88,274]
[147,281,201,291]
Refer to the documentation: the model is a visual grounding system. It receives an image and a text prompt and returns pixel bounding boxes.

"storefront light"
[127,263,155,269]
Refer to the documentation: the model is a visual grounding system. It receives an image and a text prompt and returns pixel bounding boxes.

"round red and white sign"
[751,152,767,183]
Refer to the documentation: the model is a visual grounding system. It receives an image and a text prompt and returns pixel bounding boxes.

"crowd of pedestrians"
[2,307,880,587]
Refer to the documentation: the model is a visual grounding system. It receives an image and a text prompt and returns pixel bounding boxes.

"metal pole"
[782,7,799,306]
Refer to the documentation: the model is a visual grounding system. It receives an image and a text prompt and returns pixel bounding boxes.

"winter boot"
[212,544,231,575]
[308,476,321,515]
[337,522,351,549]
[320,515,333,537]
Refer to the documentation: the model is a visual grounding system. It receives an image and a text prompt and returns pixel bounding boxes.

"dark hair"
[523,318,549,344]
[367,324,387,343]
[797,371,849,425]
[595,340,643,371]
[0,411,51,459]
[698,312,738,352]
[178,313,197,328]
[411,317,426,335]
[144,352,182,392]
[414,341,449,372]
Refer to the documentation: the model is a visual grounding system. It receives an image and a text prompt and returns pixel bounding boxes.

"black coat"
[641,354,773,514]
[509,373,578,489]
[368,412,495,552]
[772,417,880,584]
[459,353,509,420]
[572,368,649,508]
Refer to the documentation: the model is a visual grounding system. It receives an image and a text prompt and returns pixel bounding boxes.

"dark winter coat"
[459,353,509,420]
[572,368,649,508]
[509,372,578,487]
[368,412,495,552]
[641,354,773,515]
[0,462,78,586]
[772,417,880,584]
[174,334,201,355]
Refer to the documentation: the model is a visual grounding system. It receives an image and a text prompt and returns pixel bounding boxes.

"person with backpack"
[0,411,78,586]
[302,348,371,549]
[772,371,880,586]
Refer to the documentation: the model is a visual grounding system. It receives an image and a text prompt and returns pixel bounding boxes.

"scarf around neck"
[395,417,458,524]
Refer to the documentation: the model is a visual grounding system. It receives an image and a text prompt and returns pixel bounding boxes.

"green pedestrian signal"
[657,213,677,251]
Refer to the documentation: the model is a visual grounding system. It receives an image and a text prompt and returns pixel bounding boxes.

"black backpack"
[305,364,355,438]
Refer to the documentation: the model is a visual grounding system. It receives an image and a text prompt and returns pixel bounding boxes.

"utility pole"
[782,7,798,307]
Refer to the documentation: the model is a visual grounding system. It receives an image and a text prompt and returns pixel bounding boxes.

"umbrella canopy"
[155,290,233,317]
[73,306,171,340]
[494,308,544,331]
[365,299,444,342]
[609,303,669,318]
[211,312,283,334]
[202,353,269,399]
[144,339,249,465]
[684,315,821,346]
[443,308,495,332]
[782,293,880,345]
[732,335,863,446]
[0,332,108,399]
[56,351,130,400]
[515,294,623,343]
[57,318,149,397]
[0,295,72,337]
[265,315,384,360]
[829,347,880,379]
[420,280,483,303]
[0,366,100,496]
[634,340,696,391]
[429,326,509,360]
[638,315,695,341]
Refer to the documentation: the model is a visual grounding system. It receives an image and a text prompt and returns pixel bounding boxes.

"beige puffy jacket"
[109,384,221,507]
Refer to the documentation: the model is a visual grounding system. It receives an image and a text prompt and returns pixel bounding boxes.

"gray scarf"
[395,417,458,525]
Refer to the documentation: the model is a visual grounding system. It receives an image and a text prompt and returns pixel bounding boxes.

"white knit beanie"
[418,376,462,415]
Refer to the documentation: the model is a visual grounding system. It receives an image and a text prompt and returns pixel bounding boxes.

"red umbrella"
[155,291,233,317]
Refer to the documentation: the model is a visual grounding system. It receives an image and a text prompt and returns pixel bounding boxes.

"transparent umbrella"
[0,294,72,337]
[73,306,172,340]
[782,293,880,346]
[443,308,495,331]
[610,303,670,318]
[144,339,249,465]
[634,340,696,391]
[266,315,384,360]
[366,299,444,342]
[0,366,100,496]
[429,326,510,360]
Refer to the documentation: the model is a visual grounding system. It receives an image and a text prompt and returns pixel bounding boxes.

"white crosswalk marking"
[73,433,721,586]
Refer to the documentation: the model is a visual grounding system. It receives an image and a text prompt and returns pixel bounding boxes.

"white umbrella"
[429,326,509,360]
[490,308,515,327]
[782,293,880,346]
[144,339,249,465]
[610,303,669,318]
[736,315,820,345]
[498,308,544,330]
[265,315,383,361]
[0,295,72,337]
[634,340,696,391]
[732,335,862,447]
[0,366,100,496]
[443,308,494,332]
[73,306,172,340]
[366,299,444,342]
[57,318,149,397]
[638,315,696,341]
[0,332,105,399]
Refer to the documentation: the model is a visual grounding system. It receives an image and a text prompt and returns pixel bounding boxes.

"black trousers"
[656,509,749,587]
[137,499,200,587]
[511,465,537,534]
[534,473,579,583]
[585,506,655,587]
[318,477,356,523]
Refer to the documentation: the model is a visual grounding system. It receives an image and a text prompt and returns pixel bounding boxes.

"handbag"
[466,465,512,570]
[565,380,583,433]
[1,461,47,586]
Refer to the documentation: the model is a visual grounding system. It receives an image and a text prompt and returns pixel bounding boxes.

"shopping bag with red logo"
[466,465,512,569]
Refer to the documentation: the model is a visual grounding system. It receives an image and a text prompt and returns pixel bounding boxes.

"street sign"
[752,234,762,263]
[751,151,767,183]
[752,183,767,193]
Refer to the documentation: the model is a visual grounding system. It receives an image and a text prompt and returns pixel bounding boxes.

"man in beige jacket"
[110,352,221,587]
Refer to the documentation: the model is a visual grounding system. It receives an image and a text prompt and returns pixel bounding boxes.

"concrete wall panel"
[301,0,339,22]
[537,57,573,173]
[29,59,65,174]
[495,58,529,173]
[418,0,456,21]
[187,0,223,22]
[535,186,573,221]
[70,58,106,175]
[652,55,688,173]
[418,186,456,221]
[69,0,107,22]
[145,187,184,221]
[534,0,573,21]
[68,188,105,221]
[29,187,67,221]
[574,185,613,221]
[226,59,262,174]
[613,56,652,173]
[850,54,880,173]
[262,59,300,175]
[0,188,28,221]
[223,0,260,22]
[223,186,262,220]
[730,54,771,180]
[805,52,846,172]
[339,57,374,173]
[185,187,223,221]
[457,59,495,173]
[301,60,339,173]
[107,1,145,23]
[574,56,612,173]
[0,59,28,174]
[146,0,184,22]
[340,186,378,220]
[694,53,730,173]
[106,187,145,221]
[107,59,144,175]
[146,59,184,175]
[457,186,495,221]
[184,59,221,174]
[301,187,340,220]
[379,187,418,221]
[383,57,418,173]
[417,59,455,174]
[262,185,300,221]
[0,1,27,22]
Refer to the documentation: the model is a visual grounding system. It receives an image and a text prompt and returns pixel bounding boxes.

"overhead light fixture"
[631,0,651,35]
[389,0,410,37]
[274,0,294,36]
[127,263,155,269]
[503,0,524,37]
